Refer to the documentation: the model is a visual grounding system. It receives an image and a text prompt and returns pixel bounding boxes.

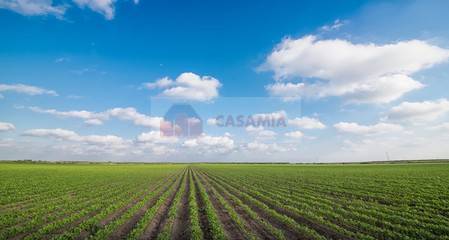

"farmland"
[1,162,449,239]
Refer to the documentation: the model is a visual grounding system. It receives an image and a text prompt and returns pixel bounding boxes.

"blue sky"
[1,0,449,162]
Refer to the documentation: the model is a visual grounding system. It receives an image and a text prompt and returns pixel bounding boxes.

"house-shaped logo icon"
[160,103,203,137]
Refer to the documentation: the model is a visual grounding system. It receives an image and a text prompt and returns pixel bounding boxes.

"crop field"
[1,162,449,240]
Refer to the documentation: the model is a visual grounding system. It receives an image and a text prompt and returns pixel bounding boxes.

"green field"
[1,162,449,239]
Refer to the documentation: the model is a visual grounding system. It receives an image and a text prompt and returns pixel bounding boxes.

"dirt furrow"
[138,171,186,240]
[74,173,179,240]
[108,171,185,240]
[171,169,191,240]
[197,171,277,240]
[191,170,214,240]
[9,185,136,240]
[207,172,353,240]
[195,171,247,240]
[201,171,302,239]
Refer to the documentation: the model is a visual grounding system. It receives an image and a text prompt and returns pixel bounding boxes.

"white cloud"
[245,125,277,140]
[207,118,218,126]
[136,131,178,144]
[285,131,304,139]
[245,125,264,133]
[182,133,234,154]
[0,0,67,18]
[73,0,115,20]
[0,83,58,97]
[386,99,449,122]
[245,141,290,153]
[29,106,106,125]
[143,77,174,89]
[0,0,138,20]
[288,116,326,129]
[261,35,449,103]
[22,128,130,151]
[23,128,81,141]
[320,19,346,32]
[343,74,424,104]
[253,110,287,121]
[106,107,162,128]
[265,82,304,101]
[22,128,181,157]
[82,134,126,145]
[0,138,14,147]
[28,106,162,128]
[334,122,403,135]
[145,72,222,101]
[430,122,449,131]
[0,122,15,132]
[84,119,103,125]
[55,57,70,63]
[138,143,175,155]
[255,129,277,139]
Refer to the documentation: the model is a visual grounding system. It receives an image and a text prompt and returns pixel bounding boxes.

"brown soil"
[198,172,277,240]
[224,177,354,240]
[138,171,186,240]
[171,169,191,240]
[107,172,183,240]
[195,173,246,240]
[75,174,178,240]
[192,171,214,240]
[202,171,304,240]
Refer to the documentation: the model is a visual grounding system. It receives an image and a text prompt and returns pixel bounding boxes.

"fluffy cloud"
[430,122,449,131]
[245,125,277,140]
[106,107,162,128]
[334,122,403,135]
[22,128,124,144]
[0,83,57,97]
[320,19,346,32]
[245,141,291,153]
[144,72,222,101]
[22,128,180,156]
[265,82,304,101]
[182,133,234,154]
[261,35,449,103]
[0,122,15,132]
[285,131,304,139]
[386,99,449,122]
[73,0,115,20]
[134,132,178,156]
[206,118,218,126]
[28,106,162,128]
[253,110,287,121]
[138,143,176,156]
[23,128,79,141]
[143,77,174,89]
[0,0,66,17]
[29,106,106,125]
[288,116,326,129]
[136,131,178,144]
[0,0,138,20]
[0,138,14,147]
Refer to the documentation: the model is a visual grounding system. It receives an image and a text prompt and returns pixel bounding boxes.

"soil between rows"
[171,169,191,240]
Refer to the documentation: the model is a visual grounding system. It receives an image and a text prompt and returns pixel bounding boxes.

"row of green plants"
[197,169,326,240]
[198,164,449,240]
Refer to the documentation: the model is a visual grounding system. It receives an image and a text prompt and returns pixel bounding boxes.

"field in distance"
[1,162,449,239]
